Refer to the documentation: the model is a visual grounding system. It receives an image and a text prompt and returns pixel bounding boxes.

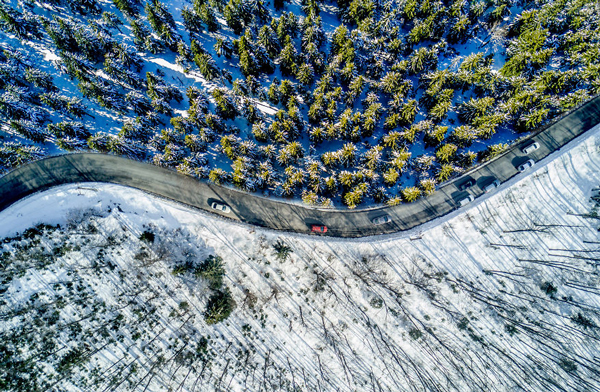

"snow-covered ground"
[2,127,600,391]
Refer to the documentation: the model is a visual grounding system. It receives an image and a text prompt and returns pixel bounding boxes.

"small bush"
[540,281,557,297]
[57,347,86,373]
[370,297,383,309]
[408,328,422,340]
[172,263,192,276]
[505,324,518,336]
[571,313,596,329]
[558,359,577,373]
[139,230,155,243]
[272,239,293,262]
[457,317,469,330]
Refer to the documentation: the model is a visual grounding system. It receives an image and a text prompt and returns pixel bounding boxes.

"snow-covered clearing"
[2,129,600,391]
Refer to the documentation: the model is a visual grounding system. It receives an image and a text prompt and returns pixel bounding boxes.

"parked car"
[517,159,535,172]
[458,194,475,207]
[372,215,391,225]
[311,225,328,233]
[459,178,476,191]
[483,179,501,193]
[210,202,231,213]
[521,141,540,154]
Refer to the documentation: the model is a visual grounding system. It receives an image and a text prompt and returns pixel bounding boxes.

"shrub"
[370,296,383,309]
[558,359,577,373]
[505,324,518,336]
[139,230,155,243]
[272,239,293,262]
[571,313,596,329]
[540,281,557,297]
[408,328,422,340]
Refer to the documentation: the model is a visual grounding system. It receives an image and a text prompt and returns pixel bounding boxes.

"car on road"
[458,194,474,207]
[483,179,501,193]
[210,202,231,213]
[517,159,535,172]
[372,215,391,225]
[459,179,476,191]
[521,141,540,154]
[311,225,328,233]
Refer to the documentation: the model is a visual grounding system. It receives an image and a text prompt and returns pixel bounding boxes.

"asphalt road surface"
[1,96,600,237]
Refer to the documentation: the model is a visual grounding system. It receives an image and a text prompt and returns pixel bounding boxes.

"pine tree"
[436,164,454,182]
[436,143,457,163]
[87,133,112,152]
[408,47,438,75]
[0,142,44,171]
[458,97,495,123]
[448,15,471,44]
[199,3,219,32]
[47,121,90,140]
[343,182,368,209]
[224,0,245,34]
[193,51,219,80]
[112,0,138,17]
[296,63,314,85]
[258,25,280,59]
[10,120,47,143]
[267,78,280,104]
[398,99,418,125]
[194,255,225,289]
[0,3,41,40]
[212,89,238,120]
[419,178,436,196]
[204,287,235,324]
[348,0,374,25]
[402,186,421,202]
[278,80,295,105]
[383,167,399,186]
[279,35,298,76]
[182,6,202,34]
[424,125,448,147]
[209,168,230,184]
[126,91,153,115]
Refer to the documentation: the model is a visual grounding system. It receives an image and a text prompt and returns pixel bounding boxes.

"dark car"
[311,225,328,233]
[459,179,476,191]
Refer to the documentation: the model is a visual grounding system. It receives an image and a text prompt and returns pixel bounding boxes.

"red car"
[311,225,328,233]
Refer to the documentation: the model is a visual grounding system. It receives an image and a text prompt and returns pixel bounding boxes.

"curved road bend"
[1,95,600,238]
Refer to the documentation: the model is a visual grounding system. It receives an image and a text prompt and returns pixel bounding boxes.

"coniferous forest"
[0,0,598,207]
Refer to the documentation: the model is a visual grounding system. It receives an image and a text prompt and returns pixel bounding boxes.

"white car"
[517,159,535,172]
[372,215,391,225]
[521,141,540,154]
[210,202,231,213]
[458,194,474,207]
[483,179,500,193]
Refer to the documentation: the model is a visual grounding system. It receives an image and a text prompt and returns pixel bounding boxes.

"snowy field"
[2,128,600,391]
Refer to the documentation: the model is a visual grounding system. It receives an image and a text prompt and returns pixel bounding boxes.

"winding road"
[1,96,600,237]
